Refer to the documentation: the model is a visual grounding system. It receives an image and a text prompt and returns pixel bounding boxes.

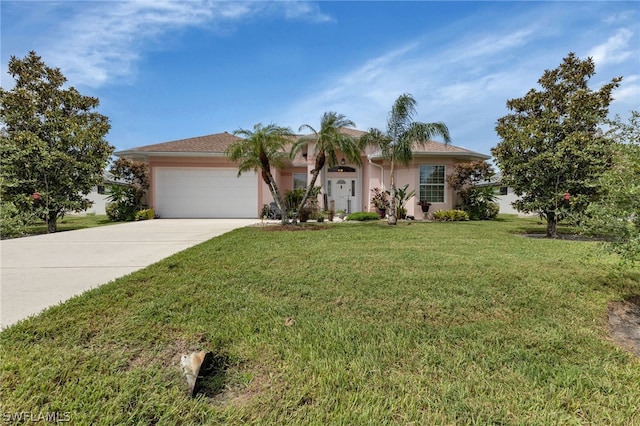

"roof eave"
[368,151,490,161]
[114,150,227,159]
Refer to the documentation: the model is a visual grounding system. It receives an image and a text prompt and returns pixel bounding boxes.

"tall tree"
[226,123,293,225]
[360,93,451,225]
[493,53,622,238]
[583,111,640,262]
[0,51,113,233]
[291,112,362,223]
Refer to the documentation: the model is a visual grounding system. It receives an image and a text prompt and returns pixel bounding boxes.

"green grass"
[1,216,639,424]
[22,214,114,236]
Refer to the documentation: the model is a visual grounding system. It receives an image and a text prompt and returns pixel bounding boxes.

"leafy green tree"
[493,53,621,237]
[226,123,293,225]
[361,94,451,225]
[0,51,113,233]
[583,111,640,262]
[446,161,498,220]
[291,112,362,224]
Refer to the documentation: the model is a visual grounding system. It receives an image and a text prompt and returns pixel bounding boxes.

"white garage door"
[154,167,258,218]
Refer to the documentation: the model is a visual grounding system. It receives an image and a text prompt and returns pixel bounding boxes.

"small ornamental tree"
[106,158,150,221]
[446,160,498,220]
[493,53,621,237]
[0,51,113,233]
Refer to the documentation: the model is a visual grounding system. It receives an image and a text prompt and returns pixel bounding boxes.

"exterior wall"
[137,151,490,218]
[69,186,109,216]
[365,157,472,217]
[85,187,109,215]
[494,187,536,216]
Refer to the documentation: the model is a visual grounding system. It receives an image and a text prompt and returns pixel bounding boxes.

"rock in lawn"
[180,350,214,397]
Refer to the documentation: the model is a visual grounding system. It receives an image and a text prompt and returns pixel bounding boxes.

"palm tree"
[226,123,293,224]
[360,94,451,225]
[291,112,362,223]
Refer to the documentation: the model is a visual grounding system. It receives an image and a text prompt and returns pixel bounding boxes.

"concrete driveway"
[0,219,258,329]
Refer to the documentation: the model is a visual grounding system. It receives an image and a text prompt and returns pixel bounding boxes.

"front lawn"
[1,217,638,424]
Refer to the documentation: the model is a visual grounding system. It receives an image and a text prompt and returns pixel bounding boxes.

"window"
[293,173,307,190]
[419,165,445,203]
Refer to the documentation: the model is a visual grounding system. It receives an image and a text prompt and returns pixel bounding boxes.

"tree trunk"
[546,211,559,238]
[262,169,288,225]
[387,159,397,225]
[294,151,325,225]
[46,211,57,233]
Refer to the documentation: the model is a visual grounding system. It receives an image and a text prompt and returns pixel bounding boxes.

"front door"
[329,179,354,213]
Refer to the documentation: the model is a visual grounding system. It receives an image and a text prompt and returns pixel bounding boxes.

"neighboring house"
[72,171,120,216]
[480,173,529,216]
[113,130,490,219]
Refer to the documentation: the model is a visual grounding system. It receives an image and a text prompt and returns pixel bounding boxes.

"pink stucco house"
[114,129,490,218]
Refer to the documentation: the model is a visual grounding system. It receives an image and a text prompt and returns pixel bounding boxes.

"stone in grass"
[181,350,230,398]
[180,351,214,397]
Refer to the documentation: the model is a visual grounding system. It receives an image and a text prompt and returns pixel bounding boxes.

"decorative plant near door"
[393,184,415,219]
[371,187,389,218]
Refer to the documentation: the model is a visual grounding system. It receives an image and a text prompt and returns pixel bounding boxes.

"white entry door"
[329,178,355,213]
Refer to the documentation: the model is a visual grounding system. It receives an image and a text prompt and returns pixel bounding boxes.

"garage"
[154,167,258,218]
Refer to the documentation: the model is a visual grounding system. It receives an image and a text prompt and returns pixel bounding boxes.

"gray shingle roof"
[115,128,488,160]
[122,132,241,153]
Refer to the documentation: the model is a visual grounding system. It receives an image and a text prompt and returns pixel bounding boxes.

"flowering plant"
[370,187,389,210]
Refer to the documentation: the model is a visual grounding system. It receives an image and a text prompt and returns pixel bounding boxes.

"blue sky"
[2,1,639,158]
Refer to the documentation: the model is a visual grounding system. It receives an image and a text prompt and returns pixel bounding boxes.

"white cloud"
[589,28,634,66]
[35,0,332,88]
[279,25,543,147]
[280,1,334,23]
[612,74,640,104]
[458,28,535,61]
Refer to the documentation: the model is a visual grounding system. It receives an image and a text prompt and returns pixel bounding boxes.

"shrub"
[346,212,381,221]
[397,206,407,219]
[135,209,155,221]
[105,186,137,221]
[298,206,313,222]
[105,200,138,222]
[485,202,500,220]
[462,187,499,220]
[0,200,27,238]
[432,209,469,222]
